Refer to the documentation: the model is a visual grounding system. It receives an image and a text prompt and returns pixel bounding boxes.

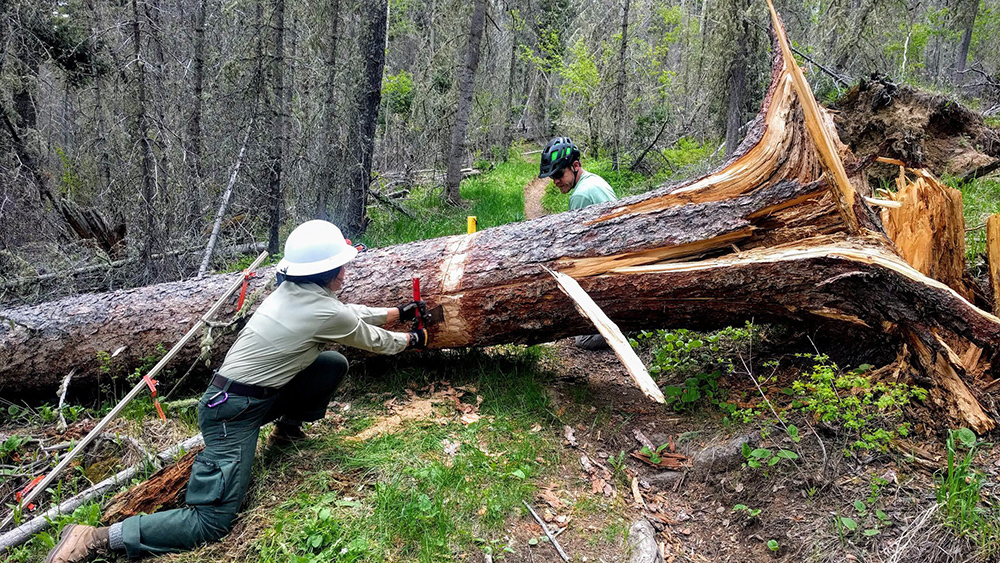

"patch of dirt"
[346,383,482,441]
[524,177,549,220]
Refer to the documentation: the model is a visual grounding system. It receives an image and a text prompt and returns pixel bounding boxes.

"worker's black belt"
[210,373,280,399]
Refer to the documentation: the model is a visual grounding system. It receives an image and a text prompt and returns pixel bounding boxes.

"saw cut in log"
[543,266,665,404]
[2,11,998,432]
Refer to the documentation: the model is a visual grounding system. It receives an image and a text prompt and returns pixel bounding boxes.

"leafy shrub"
[790,354,926,452]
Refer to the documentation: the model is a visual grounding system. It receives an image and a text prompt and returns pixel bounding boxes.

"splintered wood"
[987,214,1000,316]
[880,163,971,300]
[544,266,665,404]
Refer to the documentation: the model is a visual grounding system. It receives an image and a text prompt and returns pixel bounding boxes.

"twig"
[367,187,416,219]
[163,357,204,401]
[522,500,569,562]
[55,370,74,433]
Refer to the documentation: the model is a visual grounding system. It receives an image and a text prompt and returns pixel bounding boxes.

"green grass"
[936,428,1000,558]
[250,347,561,562]
[955,176,1000,269]
[362,157,538,248]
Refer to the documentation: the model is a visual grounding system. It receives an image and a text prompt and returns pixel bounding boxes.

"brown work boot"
[266,421,306,448]
[43,524,110,563]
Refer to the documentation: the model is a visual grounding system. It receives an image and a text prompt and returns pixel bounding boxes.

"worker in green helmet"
[539,137,616,350]
[44,220,431,563]
[538,137,617,210]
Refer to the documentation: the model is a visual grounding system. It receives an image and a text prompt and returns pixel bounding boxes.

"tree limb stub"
[2,13,998,431]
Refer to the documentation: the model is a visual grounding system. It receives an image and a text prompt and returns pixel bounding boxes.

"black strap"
[211,373,279,399]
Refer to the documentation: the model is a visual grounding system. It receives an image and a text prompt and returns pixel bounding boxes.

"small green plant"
[1,434,28,460]
[791,354,926,453]
[935,428,1000,556]
[766,539,779,551]
[741,443,799,469]
[732,504,761,518]
[639,443,669,464]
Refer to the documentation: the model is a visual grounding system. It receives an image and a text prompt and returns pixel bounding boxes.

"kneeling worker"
[45,220,431,562]
[539,137,616,349]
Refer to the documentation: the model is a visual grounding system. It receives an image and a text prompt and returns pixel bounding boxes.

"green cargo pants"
[117,351,348,558]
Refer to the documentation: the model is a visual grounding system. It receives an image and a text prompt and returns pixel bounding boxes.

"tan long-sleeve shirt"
[217,281,409,388]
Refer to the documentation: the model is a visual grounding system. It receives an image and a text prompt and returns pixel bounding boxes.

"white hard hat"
[276,220,358,277]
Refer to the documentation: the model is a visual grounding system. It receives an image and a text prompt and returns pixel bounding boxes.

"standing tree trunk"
[316,0,341,221]
[444,0,488,205]
[185,0,207,232]
[131,0,159,281]
[265,0,286,256]
[723,0,751,156]
[951,0,978,84]
[501,7,520,156]
[341,0,388,237]
[612,0,630,171]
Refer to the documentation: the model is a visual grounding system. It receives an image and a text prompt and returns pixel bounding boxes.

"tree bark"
[723,0,751,156]
[444,0,488,204]
[3,23,998,432]
[131,0,159,281]
[613,0,630,171]
[340,0,387,237]
[315,0,341,221]
[265,0,286,256]
[185,0,207,232]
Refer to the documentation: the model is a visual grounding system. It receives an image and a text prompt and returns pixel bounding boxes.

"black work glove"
[407,328,428,349]
[397,300,427,323]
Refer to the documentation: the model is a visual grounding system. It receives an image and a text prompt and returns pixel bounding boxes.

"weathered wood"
[881,165,970,300]
[987,213,1000,316]
[545,267,664,403]
[101,447,203,523]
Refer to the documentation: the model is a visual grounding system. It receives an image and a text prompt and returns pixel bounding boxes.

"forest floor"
[5,333,999,563]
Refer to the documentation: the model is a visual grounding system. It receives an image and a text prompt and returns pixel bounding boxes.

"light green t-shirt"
[218,281,409,388]
[569,171,617,210]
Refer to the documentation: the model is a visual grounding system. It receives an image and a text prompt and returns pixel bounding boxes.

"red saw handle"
[412,276,423,329]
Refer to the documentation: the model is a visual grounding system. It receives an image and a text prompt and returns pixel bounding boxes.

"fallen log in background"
[1,16,998,432]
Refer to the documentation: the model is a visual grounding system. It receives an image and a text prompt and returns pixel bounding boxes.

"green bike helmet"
[539,137,581,178]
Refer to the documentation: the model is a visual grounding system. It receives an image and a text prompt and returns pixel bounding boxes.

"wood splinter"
[543,265,665,404]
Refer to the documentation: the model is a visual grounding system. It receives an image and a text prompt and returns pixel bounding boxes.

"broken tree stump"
[1,13,998,432]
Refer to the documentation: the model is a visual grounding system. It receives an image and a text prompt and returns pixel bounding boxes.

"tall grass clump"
[935,428,1000,558]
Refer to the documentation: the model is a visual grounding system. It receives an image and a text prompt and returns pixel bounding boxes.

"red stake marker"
[412,276,424,329]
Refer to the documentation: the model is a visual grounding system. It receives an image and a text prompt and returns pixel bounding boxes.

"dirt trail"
[524,177,548,219]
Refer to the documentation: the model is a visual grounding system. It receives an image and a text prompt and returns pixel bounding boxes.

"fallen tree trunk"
[2,16,998,431]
